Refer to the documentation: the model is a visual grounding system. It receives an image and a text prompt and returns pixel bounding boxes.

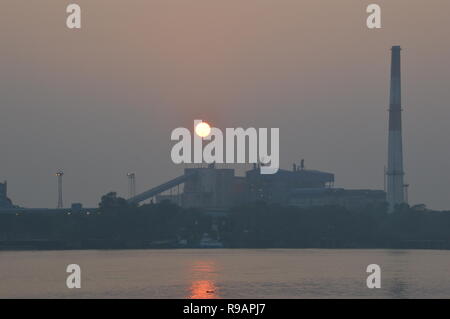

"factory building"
[155,166,243,210]
[150,164,386,212]
[182,167,236,208]
[245,164,385,211]
[246,163,334,204]
[0,181,14,209]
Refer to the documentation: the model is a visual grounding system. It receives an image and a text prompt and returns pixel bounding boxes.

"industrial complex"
[139,164,387,213]
[126,45,406,213]
[0,46,407,214]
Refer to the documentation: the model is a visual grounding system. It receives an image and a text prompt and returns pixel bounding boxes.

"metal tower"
[127,173,136,199]
[386,46,405,211]
[56,171,64,208]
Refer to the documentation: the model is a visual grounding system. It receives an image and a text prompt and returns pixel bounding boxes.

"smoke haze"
[1,1,449,209]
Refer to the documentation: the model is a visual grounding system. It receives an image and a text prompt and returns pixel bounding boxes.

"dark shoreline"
[3,200,450,252]
[2,240,450,251]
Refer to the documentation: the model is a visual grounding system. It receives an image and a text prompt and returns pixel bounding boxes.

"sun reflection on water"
[188,261,219,299]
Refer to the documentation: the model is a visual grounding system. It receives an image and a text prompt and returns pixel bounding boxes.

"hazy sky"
[1,1,449,209]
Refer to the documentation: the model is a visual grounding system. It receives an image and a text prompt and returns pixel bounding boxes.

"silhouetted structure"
[386,46,406,211]
[127,173,136,199]
[56,171,64,209]
[0,181,13,209]
[128,165,385,212]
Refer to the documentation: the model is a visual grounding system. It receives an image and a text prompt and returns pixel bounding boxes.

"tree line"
[1,193,450,249]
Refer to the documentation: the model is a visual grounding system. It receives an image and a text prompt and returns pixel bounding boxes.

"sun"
[195,121,211,138]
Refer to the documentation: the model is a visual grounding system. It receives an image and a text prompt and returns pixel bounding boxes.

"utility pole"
[56,171,64,209]
[127,173,136,199]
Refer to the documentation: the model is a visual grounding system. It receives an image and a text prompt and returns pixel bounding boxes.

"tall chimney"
[386,46,405,211]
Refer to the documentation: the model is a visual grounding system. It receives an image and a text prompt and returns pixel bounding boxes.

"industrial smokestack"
[386,46,405,211]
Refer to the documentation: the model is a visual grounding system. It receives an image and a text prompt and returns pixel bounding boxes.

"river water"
[1,249,449,298]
